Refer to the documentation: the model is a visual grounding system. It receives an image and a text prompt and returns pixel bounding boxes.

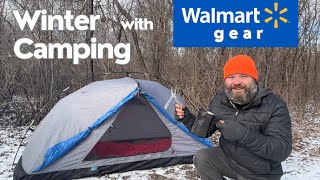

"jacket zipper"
[229,100,239,117]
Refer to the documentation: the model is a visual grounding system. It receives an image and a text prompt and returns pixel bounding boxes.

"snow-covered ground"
[1,122,320,180]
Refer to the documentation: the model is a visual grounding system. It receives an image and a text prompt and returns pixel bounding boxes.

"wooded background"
[0,0,319,126]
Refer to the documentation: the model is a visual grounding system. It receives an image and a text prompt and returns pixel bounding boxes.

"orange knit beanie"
[224,55,258,81]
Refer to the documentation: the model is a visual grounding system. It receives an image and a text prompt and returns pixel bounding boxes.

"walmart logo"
[173,0,298,47]
[264,2,288,29]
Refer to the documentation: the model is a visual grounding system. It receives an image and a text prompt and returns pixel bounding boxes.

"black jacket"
[179,87,292,179]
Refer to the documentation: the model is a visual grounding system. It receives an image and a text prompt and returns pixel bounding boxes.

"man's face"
[225,74,258,105]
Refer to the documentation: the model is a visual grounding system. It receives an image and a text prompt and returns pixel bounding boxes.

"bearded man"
[175,55,292,180]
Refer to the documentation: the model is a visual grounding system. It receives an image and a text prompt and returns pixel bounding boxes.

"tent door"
[84,94,172,161]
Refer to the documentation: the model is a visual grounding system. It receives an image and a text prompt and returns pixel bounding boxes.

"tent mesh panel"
[84,95,172,161]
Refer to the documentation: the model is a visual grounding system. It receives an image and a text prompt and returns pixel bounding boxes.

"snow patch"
[0,123,319,180]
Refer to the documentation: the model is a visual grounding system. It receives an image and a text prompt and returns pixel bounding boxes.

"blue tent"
[14,77,212,180]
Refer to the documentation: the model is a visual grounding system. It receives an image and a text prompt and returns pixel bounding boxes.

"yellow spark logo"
[264,2,288,29]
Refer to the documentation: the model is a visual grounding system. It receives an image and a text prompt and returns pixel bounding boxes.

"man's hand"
[216,120,247,142]
[175,103,186,119]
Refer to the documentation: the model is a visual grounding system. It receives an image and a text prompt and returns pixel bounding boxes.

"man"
[175,55,292,180]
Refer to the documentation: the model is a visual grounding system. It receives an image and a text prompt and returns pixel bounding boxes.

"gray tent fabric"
[14,77,212,179]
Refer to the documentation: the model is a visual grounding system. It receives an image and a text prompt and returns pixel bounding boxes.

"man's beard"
[225,82,258,105]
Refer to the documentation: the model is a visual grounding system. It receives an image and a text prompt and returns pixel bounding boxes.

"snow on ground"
[0,126,32,180]
[0,122,319,180]
[282,152,320,180]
